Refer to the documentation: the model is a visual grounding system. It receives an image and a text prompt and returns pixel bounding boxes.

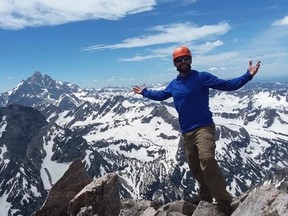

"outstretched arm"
[248,60,261,76]
[132,85,172,101]
[201,60,261,91]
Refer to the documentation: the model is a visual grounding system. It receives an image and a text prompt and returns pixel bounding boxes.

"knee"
[199,156,217,170]
[199,152,214,161]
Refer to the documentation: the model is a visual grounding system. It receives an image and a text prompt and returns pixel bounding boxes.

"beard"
[176,62,191,74]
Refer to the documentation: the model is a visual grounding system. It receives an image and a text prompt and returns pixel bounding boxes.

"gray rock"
[232,184,288,216]
[159,200,196,216]
[67,172,121,216]
[192,201,225,216]
[32,159,92,216]
[140,207,157,216]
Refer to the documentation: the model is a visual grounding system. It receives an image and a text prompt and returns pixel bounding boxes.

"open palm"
[248,60,261,76]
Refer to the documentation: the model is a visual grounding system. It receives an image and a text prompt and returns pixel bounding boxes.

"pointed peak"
[27,71,54,84]
[26,71,45,84]
[33,71,43,77]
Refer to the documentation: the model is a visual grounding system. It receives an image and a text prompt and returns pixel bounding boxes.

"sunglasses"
[174,56,191,63]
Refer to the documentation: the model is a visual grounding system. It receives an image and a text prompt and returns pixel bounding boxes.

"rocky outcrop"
[32,159,92,216]
[32,159,288,216]
[67,172,121,216]
[231,168,288,216]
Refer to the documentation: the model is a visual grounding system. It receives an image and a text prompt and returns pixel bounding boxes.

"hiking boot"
[215,202,232,216]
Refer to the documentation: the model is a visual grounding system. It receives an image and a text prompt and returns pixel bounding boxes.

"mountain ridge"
[0,71,287,215]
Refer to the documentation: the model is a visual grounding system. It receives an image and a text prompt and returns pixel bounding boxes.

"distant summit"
[0,72,82,108]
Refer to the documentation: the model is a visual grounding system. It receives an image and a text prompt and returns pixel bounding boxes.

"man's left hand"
[249,60,261,76]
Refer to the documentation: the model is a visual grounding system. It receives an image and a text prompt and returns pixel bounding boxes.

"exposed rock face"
[232,184,287,216]
[32,159,92,216]
[231,168,288,216]
[67,173,121,216]
[192,201,224,216]
[32,159,288,216]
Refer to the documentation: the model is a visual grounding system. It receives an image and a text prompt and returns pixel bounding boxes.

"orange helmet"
[173,46,192,60]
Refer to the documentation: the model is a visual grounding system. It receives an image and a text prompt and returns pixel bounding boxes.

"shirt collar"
[176,70,194,81]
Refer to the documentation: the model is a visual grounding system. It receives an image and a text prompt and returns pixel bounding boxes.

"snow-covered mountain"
[0,71,287,216]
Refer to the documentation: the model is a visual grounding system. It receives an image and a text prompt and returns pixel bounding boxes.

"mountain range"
[0,71,287,216]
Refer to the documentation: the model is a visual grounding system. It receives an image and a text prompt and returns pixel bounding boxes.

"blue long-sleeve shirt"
[141,69,253,133]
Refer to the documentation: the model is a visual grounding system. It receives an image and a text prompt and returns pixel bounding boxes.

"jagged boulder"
[119,199,225,216]
[231,168,288,216]
[119,199,195,216]
[158,200,196,215]
[192,201,225,216]
[67,172,121,216]
[32,159,92,216]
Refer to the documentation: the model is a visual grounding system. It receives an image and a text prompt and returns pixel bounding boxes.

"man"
[133,46,261,215]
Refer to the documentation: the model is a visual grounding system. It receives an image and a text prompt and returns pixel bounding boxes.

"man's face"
[174,55,192,73]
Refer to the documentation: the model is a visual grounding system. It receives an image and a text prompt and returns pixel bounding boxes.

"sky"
[0,0,288,92]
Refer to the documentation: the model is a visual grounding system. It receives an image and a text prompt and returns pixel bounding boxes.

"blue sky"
[0,0,288,92]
